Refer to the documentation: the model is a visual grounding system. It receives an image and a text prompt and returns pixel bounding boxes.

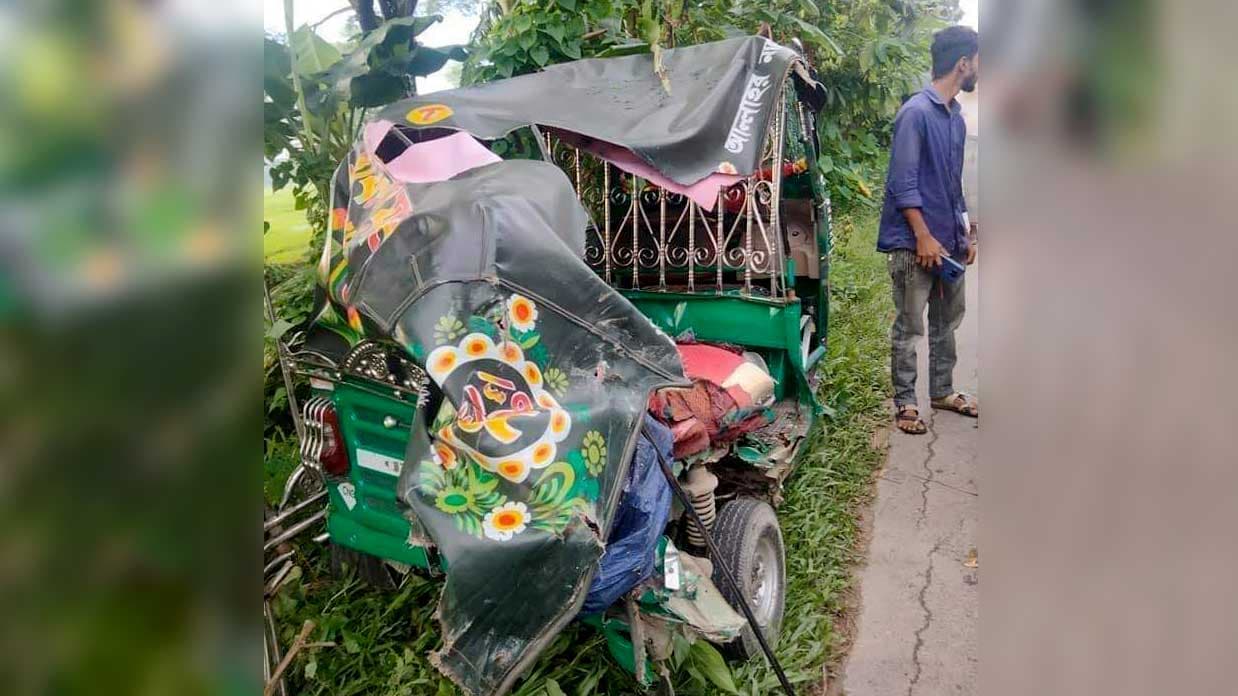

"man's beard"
[961,73,978,92]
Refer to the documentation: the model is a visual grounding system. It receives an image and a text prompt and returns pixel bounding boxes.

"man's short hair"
[931,25,979,79]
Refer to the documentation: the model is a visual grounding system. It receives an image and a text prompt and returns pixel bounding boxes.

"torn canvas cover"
[373,36,799,187]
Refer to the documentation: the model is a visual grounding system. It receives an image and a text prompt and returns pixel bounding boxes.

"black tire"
[710,497,786,660]
[329,542,398,590]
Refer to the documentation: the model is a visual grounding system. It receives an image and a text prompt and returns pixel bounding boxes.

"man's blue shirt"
[877,86,969,257]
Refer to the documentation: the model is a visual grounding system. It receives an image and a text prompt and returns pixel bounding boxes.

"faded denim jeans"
[887,249,966,408]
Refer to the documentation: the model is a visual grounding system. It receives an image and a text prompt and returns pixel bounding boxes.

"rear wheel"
[329,542,399,590]
[710,497,786,660]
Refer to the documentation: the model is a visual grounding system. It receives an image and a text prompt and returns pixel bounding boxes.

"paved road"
[840,266,979,695]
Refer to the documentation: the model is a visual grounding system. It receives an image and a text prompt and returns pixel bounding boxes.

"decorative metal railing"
[542,84,791,300]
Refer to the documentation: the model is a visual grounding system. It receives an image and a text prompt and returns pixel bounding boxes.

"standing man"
[879,25,980,434]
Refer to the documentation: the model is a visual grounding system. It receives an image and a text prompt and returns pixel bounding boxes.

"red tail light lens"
[320,406,351,477]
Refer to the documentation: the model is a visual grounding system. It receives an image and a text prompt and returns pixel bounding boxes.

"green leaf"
[557,0,577,10]
[576,670,602,696]
[689,641,738,694]
[291,26,342,76]
[266,318,294,341]
[347,72,408,108]
[343,632,361,654]
[559,39,582,60]
[404,45,468,77]
[859,43,874,74]
[519,334,540,349]
[670,633,692,670]
[263,38,296,107]
[267,387,286,413]
[304,659,318,680]
[789,17,842,56]
[817,154,834,174]
[311,16,451,114]
[544,678,567,696]
[530,45,550,66]
[637,17,661,45]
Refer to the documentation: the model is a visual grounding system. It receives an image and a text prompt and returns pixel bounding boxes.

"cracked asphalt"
[840,260,979,695]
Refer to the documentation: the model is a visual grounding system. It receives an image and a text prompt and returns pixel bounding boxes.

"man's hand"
[966,223,978,265]
[915,233,947,268]
[902,207,945,268]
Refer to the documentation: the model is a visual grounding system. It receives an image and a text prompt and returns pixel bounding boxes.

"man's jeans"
[888,249,966,408]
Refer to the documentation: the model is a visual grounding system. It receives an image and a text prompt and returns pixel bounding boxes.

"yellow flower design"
[433,443,459,470]
[483,501,530,541]
[506,294,538,332]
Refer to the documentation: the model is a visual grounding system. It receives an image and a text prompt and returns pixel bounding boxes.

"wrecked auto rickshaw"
[273,35,833,696]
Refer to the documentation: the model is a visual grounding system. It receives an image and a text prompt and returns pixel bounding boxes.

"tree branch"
[263,620,316,696]
[309,6,353,31]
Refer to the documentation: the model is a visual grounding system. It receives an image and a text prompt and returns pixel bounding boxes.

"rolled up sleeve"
[887,108,925,210]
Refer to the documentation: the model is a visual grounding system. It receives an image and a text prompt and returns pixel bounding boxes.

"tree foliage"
[265,2,468,237]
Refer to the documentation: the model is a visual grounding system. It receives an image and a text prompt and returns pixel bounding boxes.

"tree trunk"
[349,0,381,32]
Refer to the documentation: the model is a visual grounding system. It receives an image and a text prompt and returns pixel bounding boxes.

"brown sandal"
[895,405,928,434]
[931,392,978,417]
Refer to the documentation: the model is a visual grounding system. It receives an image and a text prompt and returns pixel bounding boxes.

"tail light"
[319,407,350,476]
[302,397,351,477]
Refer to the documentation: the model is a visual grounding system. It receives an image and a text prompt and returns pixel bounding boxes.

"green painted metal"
[328,500,433,569]
[580,614,655,685]
[323,379,436,572]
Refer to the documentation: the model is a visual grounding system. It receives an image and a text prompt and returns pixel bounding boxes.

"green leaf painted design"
[582,431,606,476]
[430,402,457,432]
[466,315,499,340]
[543,367,569,397]
[433,314,465,344]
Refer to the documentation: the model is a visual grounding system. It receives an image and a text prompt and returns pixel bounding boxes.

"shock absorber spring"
[682,466,719,549]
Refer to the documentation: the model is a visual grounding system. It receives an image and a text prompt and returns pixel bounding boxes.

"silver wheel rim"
[750,532,781,627]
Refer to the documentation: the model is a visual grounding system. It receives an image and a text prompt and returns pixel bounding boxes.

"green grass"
[265,187,315,265]
[730,207,893,693]
[265,207,894,695]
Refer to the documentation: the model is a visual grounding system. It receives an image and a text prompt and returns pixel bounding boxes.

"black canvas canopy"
[376,35,802,186]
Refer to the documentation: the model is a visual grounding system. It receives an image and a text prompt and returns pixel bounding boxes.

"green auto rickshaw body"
[291,35,832,695]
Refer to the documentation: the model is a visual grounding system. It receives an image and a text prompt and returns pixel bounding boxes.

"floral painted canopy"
[315,149,684,694]
[302,35,816,695]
